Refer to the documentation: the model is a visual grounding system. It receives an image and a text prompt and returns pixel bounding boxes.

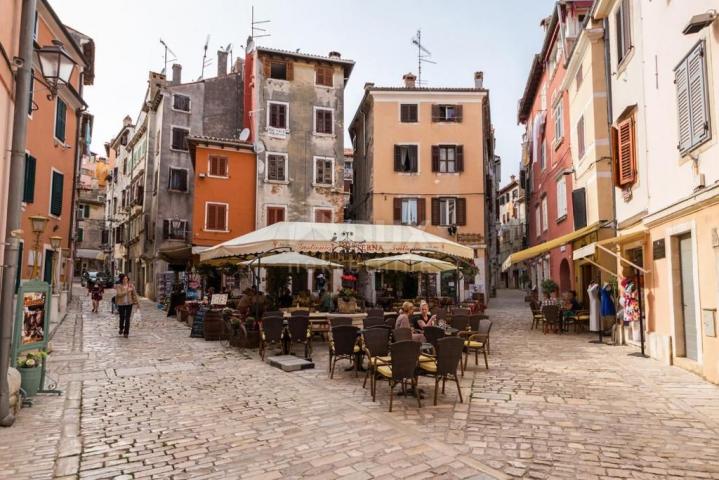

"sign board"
[703,309,716,337]
[573,243,596,261]
[267,127,288,139]
[210,293,228,306]
[12,280,52,365]
[653,239,666,260]
[456,233,484,245]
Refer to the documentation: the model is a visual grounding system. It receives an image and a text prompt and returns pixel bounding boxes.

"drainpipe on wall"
[603,17,617,239]
[0,0,37,428]
[68,72,86,300]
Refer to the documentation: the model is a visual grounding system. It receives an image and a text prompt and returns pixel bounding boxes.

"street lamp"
[50,236,61,293]
[34,40,76,99]
[28,215,48,280]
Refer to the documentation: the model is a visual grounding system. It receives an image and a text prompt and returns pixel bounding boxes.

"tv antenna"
[159,39,177,75]
[411,29,436,85]
[251,6,271,40]
[222,43,234,69]
[200,34,213,79]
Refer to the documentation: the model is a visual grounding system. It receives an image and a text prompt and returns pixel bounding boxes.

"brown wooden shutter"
[263,59,271,78]
[207,204,216,230]
[394,145,401,171]
[218,205,227,230]
[162,220,169,239]
[393,198,402,224]
[417,198,426,225]
[431,105,440,122]
[455,105,463,122]
[456,145,464,172]
[456,198,467,225]
[431,146,439,172]
[611,125,620,185]
[431,198,440,225]
[617,117,635,185]
[286,61,293,81]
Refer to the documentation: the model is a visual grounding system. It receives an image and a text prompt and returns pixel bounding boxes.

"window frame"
[577,115,585,159]
[267,101,289,131]
[265,152,288,183]
[315,66,333,87]
[394,143,420,174]
[556,176,567,220]
[172,94,191,113]
[266,205,287,226]
[674,40,711,155]
[163,219,189,240]
[438,145,458,173]
[269,60,288,80]
[313,106,334,135]
[615,0,632,66]
[312,207,333,223]
[436,104,461,122]
[53,97,67,144]
[541,196,549,232]
[49,167,64,218]
[400,198,419,226]
[204,202,229,232]
[535,205,542,238]
[207,155,229,178]
[313,156,335,187]
[170,126,190,152]
[400,103,419,123]
[168,166,189,193]
[438,197,457,226]
[553,100,564,144]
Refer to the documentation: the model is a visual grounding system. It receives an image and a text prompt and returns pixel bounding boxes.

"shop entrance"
[678,233,698,361]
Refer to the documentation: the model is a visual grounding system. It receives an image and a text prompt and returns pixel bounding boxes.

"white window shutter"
[675,56,691,152]
[687,42,709,147]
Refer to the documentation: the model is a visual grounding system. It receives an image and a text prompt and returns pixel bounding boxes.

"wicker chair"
[329,317,353,328]
[393,327,412,342]
[423,326,446,354]
[259,316,285,360]
[542,305,561,334]
[374,340,422,411]
[451,307,470,316]
[287,316,312,359]
[419,336,465,406]
[263,310,283,319]
[366,307,385,316]
[363,316,386,329]
[451,314,470,333]
[329,325,360,378]
[530,301,544,330]
[462,319,492,370]
[469,314,488,332]
[362,327,391,395]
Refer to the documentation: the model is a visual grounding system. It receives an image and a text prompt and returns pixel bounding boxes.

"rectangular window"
[205,203,228,231]
[23,154,36,203]
[541,196,548,232]
[576,64,583,91]
[553,102,563,141]
[267,206,285,226]
[393,145,418,173]
[173,94,191,112]
[399,198,418,225]
[268,102,288,129]
[432,104,463,122]
[162,219,188,240]
[613,116,636,186]
[315,108,334,135]
[556,176,567,219]
[535,206,541,237]
[314,157,334,186]
[208,155,228,177]
[267,154,287,182]
[316,66,333,86]
[50,170,63,217]
[54,98,67,142]
[314,209,332,223]
[168,167,188,192]
[615,0,631,64]
[76,228,83,242]
[439,198,456,226]
[675,41,710,154]
[77,204,89,219]
[539,139,546,170]
[101,229,109,245]
[400,104,418,123]
[270,61,288,80]
[577,116,585,159]
[432,145,464,173]
[431,197,465,226]
[171,127,189,151]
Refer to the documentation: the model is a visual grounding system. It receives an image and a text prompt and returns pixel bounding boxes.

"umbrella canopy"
[199,222,474,262]
[362,253,457,273]
[241,251,342,269]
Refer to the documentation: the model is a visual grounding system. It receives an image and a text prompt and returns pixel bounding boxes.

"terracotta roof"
[256,46,354,79]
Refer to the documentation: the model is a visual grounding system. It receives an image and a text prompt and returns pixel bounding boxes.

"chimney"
[474,71,484,89]
[402,72,416,88]
[328,51,341,59]
[232,57,244,74]
[217,50,228,77]
[363,82,375,90]
[123,115,132,126]
[172,64,182,85]
[510,174,516,182]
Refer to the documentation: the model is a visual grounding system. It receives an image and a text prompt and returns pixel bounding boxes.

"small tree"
[541,278,558,296]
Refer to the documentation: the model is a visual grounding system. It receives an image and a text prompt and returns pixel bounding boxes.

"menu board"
[190,306,207,338]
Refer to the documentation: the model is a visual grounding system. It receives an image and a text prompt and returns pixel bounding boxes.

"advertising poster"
[22,291,46,345]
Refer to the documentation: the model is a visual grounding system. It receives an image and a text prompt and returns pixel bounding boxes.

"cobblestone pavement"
[1,286,719,479]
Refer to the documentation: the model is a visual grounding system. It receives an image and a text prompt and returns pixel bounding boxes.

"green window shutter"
[77,228,83,242]
[50,171,64,216]
[15,241,23,292]
[55,98,66,142]
[675,54,691,152]
[23,154,36,203]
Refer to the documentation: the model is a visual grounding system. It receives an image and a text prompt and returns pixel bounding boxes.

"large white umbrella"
[199,222,474,262]
[241,251,342,269]
[362,253,457,273]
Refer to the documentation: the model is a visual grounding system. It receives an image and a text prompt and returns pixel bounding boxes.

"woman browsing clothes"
[115,274,139,338]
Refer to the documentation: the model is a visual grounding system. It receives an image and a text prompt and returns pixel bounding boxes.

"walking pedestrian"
[90,282,104,313]
[115,274,139,338]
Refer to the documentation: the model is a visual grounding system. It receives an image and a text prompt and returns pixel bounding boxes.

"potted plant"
[337,288,359,313]
[541,278,559,297]
[17,351,47,397]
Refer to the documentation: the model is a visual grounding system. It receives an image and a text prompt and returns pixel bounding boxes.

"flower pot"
[19,366,42,397]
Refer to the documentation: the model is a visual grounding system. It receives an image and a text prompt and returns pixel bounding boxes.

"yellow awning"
[502,222,601,271]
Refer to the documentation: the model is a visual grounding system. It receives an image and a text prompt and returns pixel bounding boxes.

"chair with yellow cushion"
[328,325,360,378]
[463,319,492,370]
[419,336,465,406]
[361,327,391,397]
[374,340,421,412]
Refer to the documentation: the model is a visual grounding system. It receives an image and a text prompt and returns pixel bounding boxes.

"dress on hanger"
[587,283,601,331]
[600,284,616,317]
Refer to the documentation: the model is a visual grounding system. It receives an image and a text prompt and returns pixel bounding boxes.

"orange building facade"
[188,137,256,247]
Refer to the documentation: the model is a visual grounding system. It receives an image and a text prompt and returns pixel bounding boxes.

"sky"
[51,0,554,184]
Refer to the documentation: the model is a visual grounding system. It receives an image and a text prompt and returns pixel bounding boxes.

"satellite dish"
[253,140,266,154]
[239,128,250,142]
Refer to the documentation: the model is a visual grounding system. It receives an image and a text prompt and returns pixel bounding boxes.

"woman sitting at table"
[395,301,425,342]
[412,301,437,332]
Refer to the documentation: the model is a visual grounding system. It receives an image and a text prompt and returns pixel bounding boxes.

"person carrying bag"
[115,274,139,338]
